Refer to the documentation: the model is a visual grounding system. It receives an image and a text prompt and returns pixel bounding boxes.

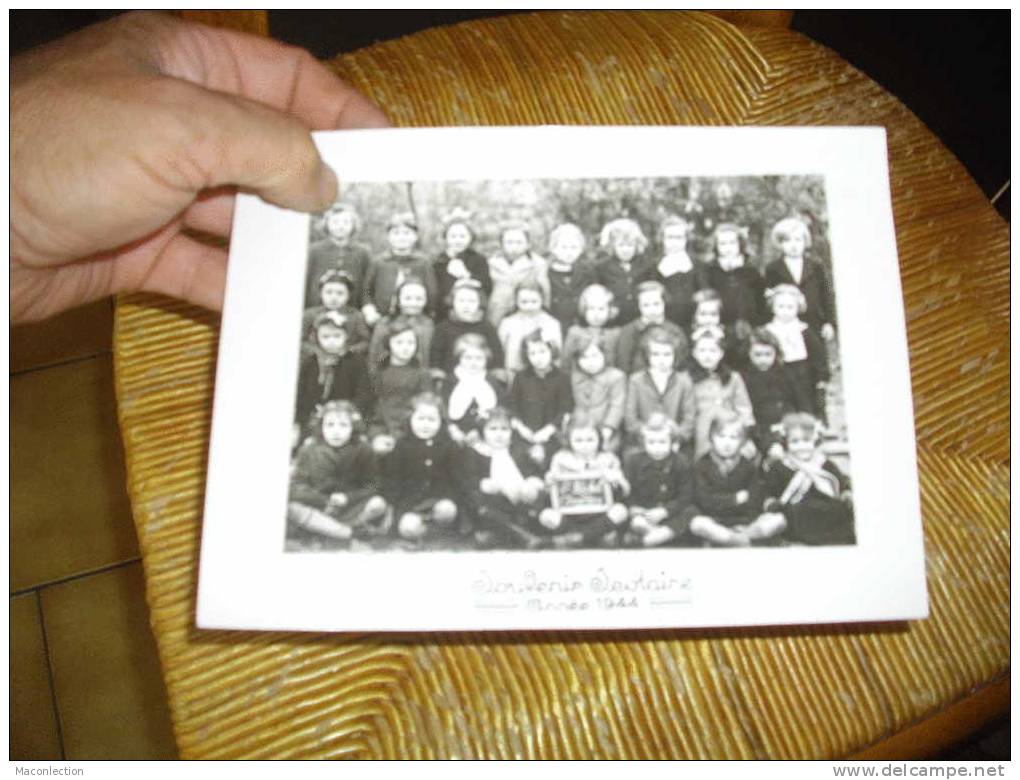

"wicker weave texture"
[113,11,1008,759]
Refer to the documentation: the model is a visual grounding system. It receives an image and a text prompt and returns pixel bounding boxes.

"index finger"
[156,15,391,130]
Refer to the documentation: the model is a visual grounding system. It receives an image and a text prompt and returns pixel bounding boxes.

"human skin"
[10,12,389,323]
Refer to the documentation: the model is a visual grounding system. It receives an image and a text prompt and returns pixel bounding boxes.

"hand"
[735,489,749,505]
[647,507,669,524]
[446,258,469,278]
[821,323,836,341]
[10,12,389,323]
[371,434,396,455]
[740,440,758,459]
[767,443,785,461]
[361,304,382,327]
[328,492,349,509]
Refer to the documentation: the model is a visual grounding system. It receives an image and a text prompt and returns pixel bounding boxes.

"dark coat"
[430,319,505,373]
[624,450,697,534]
[381,433,459,514]
[692,453,764,526]
[509,367,573,433]
[433,248,493,320]
[305,239,372,308]
[705,262,768,329]
[295,351,372,430]
[763,257,836,333]
[762,459,855,545]
[289,440,379,512]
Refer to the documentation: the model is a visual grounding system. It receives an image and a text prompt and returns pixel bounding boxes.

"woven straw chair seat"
[114,11,1008,759]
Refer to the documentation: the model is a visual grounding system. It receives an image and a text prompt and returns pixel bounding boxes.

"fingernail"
[317,163,339,208]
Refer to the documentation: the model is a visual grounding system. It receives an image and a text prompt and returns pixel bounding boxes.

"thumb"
[165,77,338,212]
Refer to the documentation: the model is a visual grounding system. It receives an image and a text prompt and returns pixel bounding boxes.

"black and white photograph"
[287,174,855,554]
[198,127,925,632]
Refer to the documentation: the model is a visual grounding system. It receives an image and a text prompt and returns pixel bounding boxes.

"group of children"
[287,201,853,551]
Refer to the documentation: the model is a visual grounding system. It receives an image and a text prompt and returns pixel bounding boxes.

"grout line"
[990,179,1010,205]
[35,590,67,761]
[10,557,142,598]
[10,349,113,378]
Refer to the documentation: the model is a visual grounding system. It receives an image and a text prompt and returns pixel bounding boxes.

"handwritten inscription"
[473,568,693,613]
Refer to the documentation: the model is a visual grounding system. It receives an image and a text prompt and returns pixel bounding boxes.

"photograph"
[286,174,856,554]
[197,126,925,632]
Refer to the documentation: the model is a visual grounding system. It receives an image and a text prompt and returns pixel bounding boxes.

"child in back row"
[704,222,767,340]
[305,203,372,308]
[497,280,563,374]
[648,215,706,330]
[362,211,437,327]
[433,208,492,321]
[546,222,594,331]
[764,217,836,340]
[487,220,550,327]
[590,218,654,326]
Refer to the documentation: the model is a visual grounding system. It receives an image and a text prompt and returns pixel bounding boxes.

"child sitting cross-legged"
[381,392,461,547]
[623,413,697,548]
[538,413,630,549]
[762,412,855,546]
[689,410,786,547]
[456,407,547,550]
[287,401,389,548]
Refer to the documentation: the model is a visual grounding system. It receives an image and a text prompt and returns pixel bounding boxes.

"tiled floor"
[9,12,1008,763]
[10,301,178,760]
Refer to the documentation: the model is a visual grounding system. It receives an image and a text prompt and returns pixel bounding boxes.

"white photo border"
[197,126,928,632]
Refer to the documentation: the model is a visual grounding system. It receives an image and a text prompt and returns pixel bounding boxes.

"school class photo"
[287,176,855,553]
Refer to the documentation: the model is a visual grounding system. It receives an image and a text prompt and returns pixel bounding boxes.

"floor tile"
[10,354,139,592]
[11,299,113,375]
[10,592,63,760]
[40,563,178,760]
